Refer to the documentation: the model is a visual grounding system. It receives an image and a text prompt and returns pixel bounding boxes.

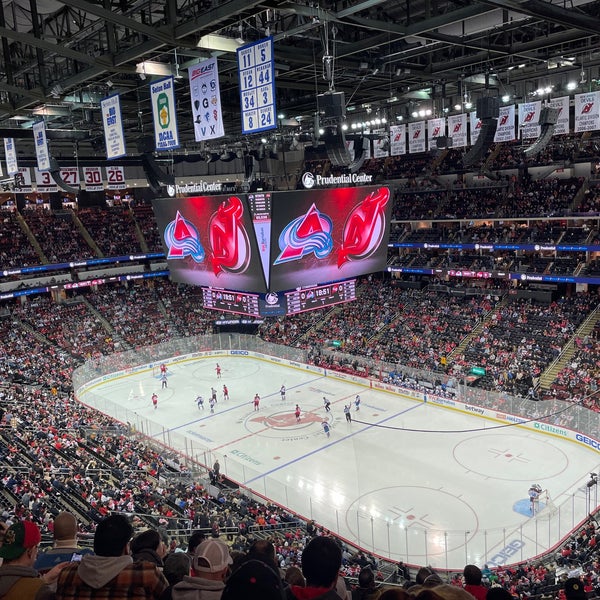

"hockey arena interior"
[2,0,600,598]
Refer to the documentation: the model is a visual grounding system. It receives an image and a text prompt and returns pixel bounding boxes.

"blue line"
[148,375,327,438]
[244,402,424,485]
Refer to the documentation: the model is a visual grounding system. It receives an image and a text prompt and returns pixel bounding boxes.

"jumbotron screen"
[268,186,392,292]
[152,194,268,293]
[152,186,392,294]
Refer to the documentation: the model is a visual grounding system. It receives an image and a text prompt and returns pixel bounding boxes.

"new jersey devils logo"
[338,187,390,268]
[163,211,205,263]
[274,203,333,264]
[208,196,251,275]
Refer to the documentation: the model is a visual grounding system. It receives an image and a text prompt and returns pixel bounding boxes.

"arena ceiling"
[1,0,600,160]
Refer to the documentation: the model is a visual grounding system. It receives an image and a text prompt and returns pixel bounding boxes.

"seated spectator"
[463,565,487,600]
[222,559,286,600]
[170,538,232,599]
[287,536,342,600]
[352,567,384,600]
[131,530,167,568]
[0,520,65,600]
[55,513,168,599]
[35,512,94,574]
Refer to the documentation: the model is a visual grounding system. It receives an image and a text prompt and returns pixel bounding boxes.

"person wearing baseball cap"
[0,520,64,599]
[170,538,232,600]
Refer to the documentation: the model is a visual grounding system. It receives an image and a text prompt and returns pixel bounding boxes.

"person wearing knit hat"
[0,520,66,599]
[564,577,587,600]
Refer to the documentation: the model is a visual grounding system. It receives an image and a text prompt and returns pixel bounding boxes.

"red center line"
[211,391,362,452]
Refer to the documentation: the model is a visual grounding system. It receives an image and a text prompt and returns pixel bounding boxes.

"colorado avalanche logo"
[208,196,251,275]
[163,211,205,263]
[338,187,390,268]
[274,203,333,264]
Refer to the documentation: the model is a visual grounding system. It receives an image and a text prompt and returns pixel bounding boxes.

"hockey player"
[161,372,168,389]
[355,394,361,411]
[253,393,260,411]
[323,397,331,412]
[216,363,222,379]
[223,385,229,401]
[209,397,216,413]
[344,404,352,423]
[295,404,301,422]
[322,420,331,438]
[152,393,158,410]
[280,385,286,401]
[196,395,204,410]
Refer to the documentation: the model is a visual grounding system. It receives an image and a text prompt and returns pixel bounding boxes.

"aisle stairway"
[537,303,600,391]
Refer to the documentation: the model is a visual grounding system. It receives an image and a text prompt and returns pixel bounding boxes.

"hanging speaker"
[463,97,500,167]
[49,157,78,194]
[523,107,560,157]
[324,126,352,166]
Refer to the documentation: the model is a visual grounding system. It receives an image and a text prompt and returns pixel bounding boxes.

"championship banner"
[237,36,276,134]
[59,167,80,190]
[448,113,467,148]
[33,119,51,171]
[548,96,570,135]
[494,104,516,142]
[83,166,104,191]
[427,117,445,151]
[35,167,58,192]
[106,165,126,190]
[519,101,541,140]
[389,124,406,156]
[373,129,389,158]
[575,91,600,133]
[4,138,18,175]
[408,121,426,153]
[189,58,224,142]
[13,167,32,193]
[101,93,126,159]
[151,76,179,151]
[469,112,481,145]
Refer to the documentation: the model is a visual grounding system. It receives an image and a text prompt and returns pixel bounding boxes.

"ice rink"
[79,356,600,570]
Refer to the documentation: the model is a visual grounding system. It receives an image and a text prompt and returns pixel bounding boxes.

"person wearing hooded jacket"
[55,513,168,600]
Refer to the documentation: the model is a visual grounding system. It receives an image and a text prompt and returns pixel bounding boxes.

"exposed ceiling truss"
[0,0,599,159]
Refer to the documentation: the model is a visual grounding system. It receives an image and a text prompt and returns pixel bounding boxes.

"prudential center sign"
[301,171,373,189]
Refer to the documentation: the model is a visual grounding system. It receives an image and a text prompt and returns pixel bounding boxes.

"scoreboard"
[285,279,356,315]
[201,287,260,317]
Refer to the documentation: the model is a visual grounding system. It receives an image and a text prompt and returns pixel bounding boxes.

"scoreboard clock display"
[202,287,260,317]
[285,279,356,315]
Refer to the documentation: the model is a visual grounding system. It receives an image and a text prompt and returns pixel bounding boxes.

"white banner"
[237,37,276,135]
[151,76,180,151]
[190,58,225,141]
[373,129,389,158]
[408,121,426,153]
[548,96,570,135]
[35,167,58,192]
[494,104,516,142]
[13,167,32,193]
[4,138,18,175]
[575,92,600,133]
[59,167,80,189]
[83,166,104,191]
[106,165,126,190]
[427,117,446,150]
[101,94,126,159]
[448,113,467,148]
[518,101,542,140]
[469,112,481,145]
[389,124,406,156]
[33,119,51,171]
[0,158,3,177]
